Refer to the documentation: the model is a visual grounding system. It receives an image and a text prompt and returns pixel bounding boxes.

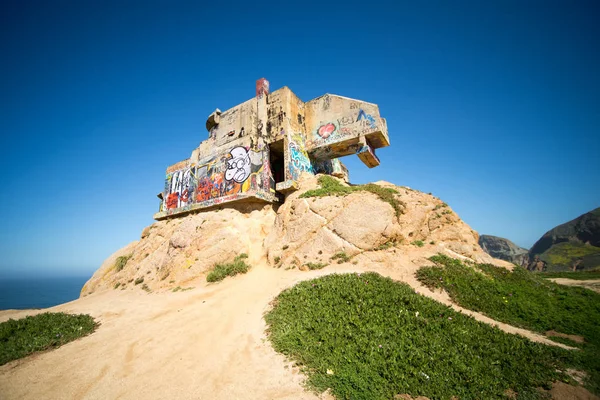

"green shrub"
[330,252,351,264]
[300,176,404,218]
[0,313,97,365]
[114,254,132,272]
[274,256,281,264]
[374,240,397,251]
[265,273,575,399]
[411,240,424,247]
[304,262,328,270]
[134,277,144,285]
[113,282,121,289]
[206,254,251,282]
[416,254,600,394]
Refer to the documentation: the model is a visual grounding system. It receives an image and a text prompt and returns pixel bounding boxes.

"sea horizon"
[0,276,90,311]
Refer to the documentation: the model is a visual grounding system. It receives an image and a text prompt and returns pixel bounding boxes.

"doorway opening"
[269,140,285,185]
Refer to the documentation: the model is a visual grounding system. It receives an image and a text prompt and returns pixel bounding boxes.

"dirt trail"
[549,278,600,293]
[0,256,581,399]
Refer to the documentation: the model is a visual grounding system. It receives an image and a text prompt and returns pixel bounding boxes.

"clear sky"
[1,0,598,278]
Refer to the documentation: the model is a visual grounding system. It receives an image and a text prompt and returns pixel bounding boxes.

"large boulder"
[264,176,500,268]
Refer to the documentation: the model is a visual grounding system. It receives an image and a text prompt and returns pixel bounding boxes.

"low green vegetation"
[416,254,600,394]
[114,254,132,272]
[373,239,398,251]
[304,262,328,270]
[265,272,576,399]
[0,312,97,366]
[330,251,351,264]
[134,277,144,285]
[206,253,250,282]
[411,240,424,247]
[539,242,600,270]
[172,286,194,292]
[300,176,404,217]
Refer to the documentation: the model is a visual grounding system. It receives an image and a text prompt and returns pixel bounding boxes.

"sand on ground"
[549,278,600,293]
[0,251,587,399]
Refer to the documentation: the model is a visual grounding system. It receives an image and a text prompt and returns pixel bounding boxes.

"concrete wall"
[304,94,389,165]
[155,140,276,219]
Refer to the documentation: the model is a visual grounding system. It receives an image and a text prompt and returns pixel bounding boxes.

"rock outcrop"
[478,234,529,267]
[527,207,600,272]
[82,176,508,295]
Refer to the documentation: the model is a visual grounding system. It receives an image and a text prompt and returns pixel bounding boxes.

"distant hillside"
[528,207,600,272]
[478,235,529,266]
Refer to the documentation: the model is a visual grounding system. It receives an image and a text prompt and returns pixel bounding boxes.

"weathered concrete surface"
[155,80,390,220]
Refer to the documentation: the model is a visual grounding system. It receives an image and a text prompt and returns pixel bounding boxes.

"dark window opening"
[269,140,285,184]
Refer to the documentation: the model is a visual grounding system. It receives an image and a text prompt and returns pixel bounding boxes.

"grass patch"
[411,240,424,247]
[300,176,404,217]
[206,253,250,283]
[330,251,351,264]
[373,239,398,251]
[0,312,97,366]
[416,254,600,394]
[539,242,600,269]
[114,254,132,272]
[304,262,328,270]
[172,286,193,292]
[265,272,575,399]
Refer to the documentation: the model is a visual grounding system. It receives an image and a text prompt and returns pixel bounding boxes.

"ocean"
[0,276,89,310]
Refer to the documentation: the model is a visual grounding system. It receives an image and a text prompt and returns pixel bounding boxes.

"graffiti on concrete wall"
[312,158,348,178]
[225,146,252,183]
[165,168,196,210]
[162,145,273,212]
[287,133,313,180]
[357,109,377,129]
[307,109,378,151]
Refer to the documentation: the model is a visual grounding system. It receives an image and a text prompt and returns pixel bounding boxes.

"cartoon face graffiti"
[225,146,251,183]
[317,123,336,139]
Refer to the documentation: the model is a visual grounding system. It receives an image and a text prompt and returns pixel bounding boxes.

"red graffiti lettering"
[166,193,179,209]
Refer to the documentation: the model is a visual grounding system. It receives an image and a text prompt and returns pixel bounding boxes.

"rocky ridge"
[478,234,529,267]
[82,176,509,295]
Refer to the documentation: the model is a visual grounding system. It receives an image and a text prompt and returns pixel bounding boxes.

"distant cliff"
[527,208,600,272]
[478,235,529,266]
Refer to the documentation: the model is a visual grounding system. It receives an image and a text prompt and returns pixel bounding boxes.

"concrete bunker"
[154,78,390,220]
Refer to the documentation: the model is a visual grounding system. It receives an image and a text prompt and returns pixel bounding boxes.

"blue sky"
[1,0,598,278]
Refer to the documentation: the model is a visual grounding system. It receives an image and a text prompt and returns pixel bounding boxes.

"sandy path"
[0,263,320,400]
[0,254,577,399]
[549,278,600,293]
